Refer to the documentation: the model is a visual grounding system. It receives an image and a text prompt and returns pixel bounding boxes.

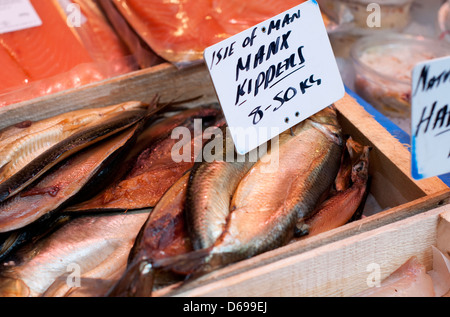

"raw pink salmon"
[0,0,137,106]
[113,0,307,64]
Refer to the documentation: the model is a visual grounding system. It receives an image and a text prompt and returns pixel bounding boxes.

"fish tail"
[106,259,155,297]
[152,248,212,276]
[107,249,212,297]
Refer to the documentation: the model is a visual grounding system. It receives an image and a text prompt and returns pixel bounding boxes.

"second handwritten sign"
[204,0,344,155]
[411,56,450,180]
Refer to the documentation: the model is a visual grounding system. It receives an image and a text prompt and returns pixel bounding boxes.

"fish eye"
[354,162,365,172]
[140,261,152,274]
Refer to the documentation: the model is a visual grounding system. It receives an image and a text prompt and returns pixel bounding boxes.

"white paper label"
[204,0,344,155]
[411,56,450,180]
[0,0,42,34]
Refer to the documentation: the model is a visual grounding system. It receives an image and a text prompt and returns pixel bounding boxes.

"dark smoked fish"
[0,101,148,203]
[107,172,193,297]
[66,106,224,213]
[334,136,366,192]
[0,215,71,262]
[153,106,344,276]
[295,143,371,239]
[0,125,142,233]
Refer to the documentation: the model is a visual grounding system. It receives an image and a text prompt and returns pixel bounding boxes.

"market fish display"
[0,101,148,203]
[0,0,136,106]
[154,106,344,275]
[0,96,377,297]
[66,106,224,212]
[112,0,307,64]
[0,125,141,233]
[0,211,149,297]
[108,173,193,297]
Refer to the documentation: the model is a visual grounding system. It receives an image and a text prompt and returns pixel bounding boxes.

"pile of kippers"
[0,99,370,297]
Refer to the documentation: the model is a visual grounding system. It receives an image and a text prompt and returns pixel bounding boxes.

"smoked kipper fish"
[185,128,256,250]
[295,143,371,238]
[0,211,149,297]
[153,106,344,275]
[0,124,142,233]
[0,101,148,203]
[0,214,71,263]
[66,106,225,213]
[107,172,193,297]
[334,137,366,192]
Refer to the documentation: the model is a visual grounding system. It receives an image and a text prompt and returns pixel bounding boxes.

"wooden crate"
[0,62,449,297]
[163,203,450,297]
[151,91,450,297]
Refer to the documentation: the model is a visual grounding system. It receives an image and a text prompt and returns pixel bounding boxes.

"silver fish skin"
[0,211,149,297]
[0,102,148,203]
[185,128,256,250]
[209,107,343,265]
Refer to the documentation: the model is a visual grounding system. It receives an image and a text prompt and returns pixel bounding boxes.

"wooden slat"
[0,63,218,130]
[164,204,450,297]
[154,189,450,297]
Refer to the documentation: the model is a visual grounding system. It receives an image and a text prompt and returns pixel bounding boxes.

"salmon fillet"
[113,0,306,64]
[0,0,136,106]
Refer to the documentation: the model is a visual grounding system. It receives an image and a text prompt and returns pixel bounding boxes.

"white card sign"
[0,0,42,34]
[411,56,450,180]
[204,0,344,155]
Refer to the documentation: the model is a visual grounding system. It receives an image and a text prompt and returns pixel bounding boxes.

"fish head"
[351,146,371,184]
[307,106,343,147]
[346,136,365,162]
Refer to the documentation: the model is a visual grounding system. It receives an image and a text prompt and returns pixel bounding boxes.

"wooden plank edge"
[166,204,450,297]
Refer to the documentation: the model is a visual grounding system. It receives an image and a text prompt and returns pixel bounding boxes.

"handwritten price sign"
[204,0,344,155]
[411,56,450,180]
